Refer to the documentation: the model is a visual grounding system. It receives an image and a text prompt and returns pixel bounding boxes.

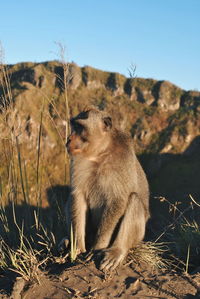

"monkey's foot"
[99,247,126,271]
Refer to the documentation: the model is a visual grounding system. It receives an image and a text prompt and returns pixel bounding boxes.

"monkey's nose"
[70,118,75,126]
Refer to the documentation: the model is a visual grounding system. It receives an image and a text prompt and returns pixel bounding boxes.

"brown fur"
[64,107,149,271]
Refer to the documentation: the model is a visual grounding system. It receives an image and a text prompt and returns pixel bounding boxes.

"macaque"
[64,107,149,271]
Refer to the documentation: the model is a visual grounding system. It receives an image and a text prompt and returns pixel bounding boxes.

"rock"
[106,73,125,96]
[68,63,81,89]
[124,78,155,104]
[54,63,81,90]
[181,90,200,110]
[11,68,36,86]
[156,81,182,111]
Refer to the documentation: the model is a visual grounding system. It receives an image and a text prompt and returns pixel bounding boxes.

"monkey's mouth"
[66,137,82,155]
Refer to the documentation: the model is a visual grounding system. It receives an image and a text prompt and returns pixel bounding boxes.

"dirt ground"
[1,258,200,299]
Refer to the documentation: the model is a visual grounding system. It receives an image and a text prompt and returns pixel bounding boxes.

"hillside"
[1,61,200,204]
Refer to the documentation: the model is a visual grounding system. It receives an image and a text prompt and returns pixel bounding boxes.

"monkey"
[63,107,150,271]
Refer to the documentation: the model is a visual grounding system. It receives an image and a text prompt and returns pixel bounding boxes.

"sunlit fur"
[65,107,149,270]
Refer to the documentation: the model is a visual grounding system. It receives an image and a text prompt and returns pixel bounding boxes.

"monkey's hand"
[99,247,127,271]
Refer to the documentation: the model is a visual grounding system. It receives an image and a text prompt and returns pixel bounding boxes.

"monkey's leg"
[100,193,146,271]
[71,193,87,253]
[94,200,127,250]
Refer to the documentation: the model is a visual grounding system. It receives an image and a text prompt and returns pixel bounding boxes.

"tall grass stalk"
[36,101,44,207]
[56,42,71,185]
[23,160,30,204]
[0,43,12,108]
[15,135,27,203]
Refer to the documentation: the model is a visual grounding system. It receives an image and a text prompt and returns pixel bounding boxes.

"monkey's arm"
[71,192,87,253]
[93,199,126,250]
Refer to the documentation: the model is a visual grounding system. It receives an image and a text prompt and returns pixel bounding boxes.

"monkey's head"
[66,108,112,157]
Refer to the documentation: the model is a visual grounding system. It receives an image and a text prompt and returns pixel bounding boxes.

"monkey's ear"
[103,116,112,131]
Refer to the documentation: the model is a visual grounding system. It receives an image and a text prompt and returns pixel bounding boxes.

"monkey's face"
[66,108,112,156]
[66,121,88,155]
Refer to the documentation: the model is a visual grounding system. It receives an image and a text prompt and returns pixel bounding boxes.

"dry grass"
[152,196,200,272]
[0,202,55,282]
[128,242,170,269]
[0,43,71,282]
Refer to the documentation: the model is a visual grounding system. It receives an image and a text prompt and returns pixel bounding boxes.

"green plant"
[70,224,77,263]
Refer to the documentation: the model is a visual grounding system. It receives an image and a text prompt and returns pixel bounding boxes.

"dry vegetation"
[0,46,70,284]
[0,45,200,297]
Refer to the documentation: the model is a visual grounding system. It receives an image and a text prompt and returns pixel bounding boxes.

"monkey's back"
[95,129,149,219]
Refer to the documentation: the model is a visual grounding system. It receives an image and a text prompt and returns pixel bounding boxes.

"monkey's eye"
[81,136,88,142]
[79,128,88,142]
[72,122,84,135]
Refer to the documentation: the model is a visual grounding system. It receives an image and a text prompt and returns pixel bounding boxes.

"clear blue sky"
[1,0,200,91]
